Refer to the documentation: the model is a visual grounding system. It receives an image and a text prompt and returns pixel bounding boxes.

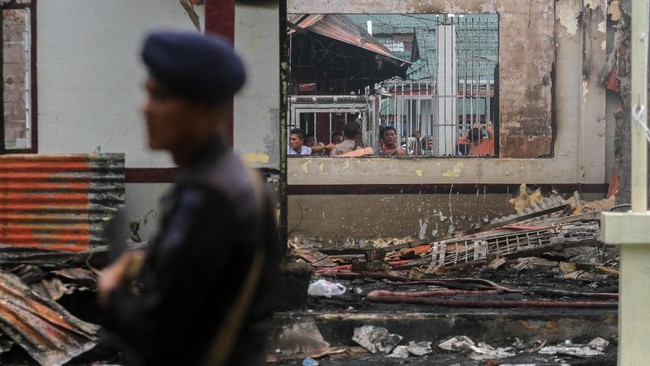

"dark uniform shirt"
[102,136,281,366]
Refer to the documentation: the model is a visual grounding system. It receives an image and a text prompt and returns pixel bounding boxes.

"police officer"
[97,30,281,366]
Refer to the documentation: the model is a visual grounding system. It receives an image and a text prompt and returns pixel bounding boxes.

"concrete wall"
[286,0,611,240]
[288,193,514,242]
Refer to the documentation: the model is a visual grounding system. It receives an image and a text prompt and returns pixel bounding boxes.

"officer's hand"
[97,250,145,305]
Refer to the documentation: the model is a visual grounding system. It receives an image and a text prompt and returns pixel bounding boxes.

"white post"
[436,24,457,155]
[600,0,650,364]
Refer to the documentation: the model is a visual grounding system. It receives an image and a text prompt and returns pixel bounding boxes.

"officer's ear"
[198,100,228,123]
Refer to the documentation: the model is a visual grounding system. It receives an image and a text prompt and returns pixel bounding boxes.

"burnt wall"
[285,0,611,241]
[289,193,519,242]
[496,0,555,158]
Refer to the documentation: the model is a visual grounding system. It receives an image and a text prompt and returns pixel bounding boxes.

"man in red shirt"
[468,122,495,156]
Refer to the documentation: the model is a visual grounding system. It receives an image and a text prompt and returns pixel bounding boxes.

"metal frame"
[289,95,377,148]
[0,0,36,154]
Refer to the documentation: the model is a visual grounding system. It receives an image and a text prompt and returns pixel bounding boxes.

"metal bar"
[23,8,31,149]
[485,61,491,122]
[313,114,317,142]
[475,62,480,128]
[279,0,289,246]
[328,112,332,142]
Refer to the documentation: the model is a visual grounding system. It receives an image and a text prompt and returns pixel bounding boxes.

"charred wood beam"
[367,290,618,309]
[0,243,148,269]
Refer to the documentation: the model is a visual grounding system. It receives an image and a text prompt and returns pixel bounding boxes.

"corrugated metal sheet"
[0,154,125,252]
[289,13,411,65]
[0,269,99,365]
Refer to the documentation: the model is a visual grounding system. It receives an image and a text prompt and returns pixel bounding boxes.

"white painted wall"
[124,183,171,242]
[37,0,204,167]
[234,3,281,169]
[38,1,280,167]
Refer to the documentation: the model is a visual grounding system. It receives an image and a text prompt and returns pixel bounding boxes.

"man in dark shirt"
[380,126,405,157]
[97,30,281,366]
[330,122,361,156]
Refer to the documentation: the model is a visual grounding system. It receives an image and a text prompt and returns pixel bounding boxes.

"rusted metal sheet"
[0,154,125,252]
[0,270,99,365]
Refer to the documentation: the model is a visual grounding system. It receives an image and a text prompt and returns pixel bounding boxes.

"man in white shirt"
[287,128,312,155]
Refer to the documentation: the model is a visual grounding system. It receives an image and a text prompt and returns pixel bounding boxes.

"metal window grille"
[377,14,498,157]
[288,95,377,150]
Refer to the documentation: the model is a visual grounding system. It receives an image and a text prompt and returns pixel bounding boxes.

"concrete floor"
[269,284,618,365]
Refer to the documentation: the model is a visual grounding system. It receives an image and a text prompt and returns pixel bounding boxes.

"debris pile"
[0,243,145,365]
[275,193,620,365]
[270,324,613,365]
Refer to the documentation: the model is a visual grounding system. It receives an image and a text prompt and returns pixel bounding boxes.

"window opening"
[287,13,498,157]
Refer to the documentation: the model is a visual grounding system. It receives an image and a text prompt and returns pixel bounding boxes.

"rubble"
[0,186,620,365]
[273,193,620,365]
[407,341,433,356]
[0,268,100,365]
[538,338,610,358]
[437,336,517,360]
[438,336,476,352]
[351,325,402,354]
[467,342,516,361]
[297,194,616,288]
[274,320,331,355]
[387,345,409,358]
[0,243,148,365]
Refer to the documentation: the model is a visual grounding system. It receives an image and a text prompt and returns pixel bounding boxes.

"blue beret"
[141,30,246,103]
